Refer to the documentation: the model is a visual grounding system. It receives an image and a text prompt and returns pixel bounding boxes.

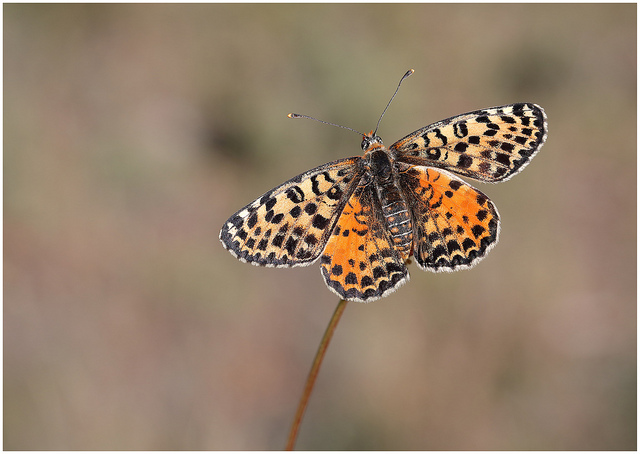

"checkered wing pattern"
[391,103,547,182]
[220,158,361,267]
[398,165,499,271]
[320,184,409,302]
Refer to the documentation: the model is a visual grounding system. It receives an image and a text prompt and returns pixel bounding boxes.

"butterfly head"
[361,131,383,152]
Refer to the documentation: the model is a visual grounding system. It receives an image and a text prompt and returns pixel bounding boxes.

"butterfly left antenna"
[373,69,414,136]
[287,113,365,137]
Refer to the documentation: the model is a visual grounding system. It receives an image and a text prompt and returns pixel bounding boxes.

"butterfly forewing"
[391,103,547,182]
[220,157,362,267]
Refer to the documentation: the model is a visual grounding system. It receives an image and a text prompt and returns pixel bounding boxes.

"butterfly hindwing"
[391,103,547,182]
[319,183,409,302]
[220,157,362,267]
[398,165,500,271]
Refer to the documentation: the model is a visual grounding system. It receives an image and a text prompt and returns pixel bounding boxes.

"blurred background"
[4,4,636,450]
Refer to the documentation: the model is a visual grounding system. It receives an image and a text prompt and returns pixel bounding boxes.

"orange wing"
[399,165,500,271]
[319,184,409,302]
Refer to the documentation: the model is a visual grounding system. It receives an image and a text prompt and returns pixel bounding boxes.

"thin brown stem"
[285,298,348,450]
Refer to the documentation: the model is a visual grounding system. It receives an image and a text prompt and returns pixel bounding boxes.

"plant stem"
[285,298,348,450]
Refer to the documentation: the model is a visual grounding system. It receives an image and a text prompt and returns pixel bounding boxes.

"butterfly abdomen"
[366,146,414,260]
[377,184,413,261]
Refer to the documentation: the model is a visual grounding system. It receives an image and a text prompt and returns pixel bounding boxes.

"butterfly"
[220,70,547,302]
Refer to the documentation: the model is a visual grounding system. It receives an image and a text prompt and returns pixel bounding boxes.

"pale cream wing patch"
[219,158,362,267]
[391,103,547,182]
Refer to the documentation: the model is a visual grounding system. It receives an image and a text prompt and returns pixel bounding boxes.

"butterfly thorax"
[363,138,413,261]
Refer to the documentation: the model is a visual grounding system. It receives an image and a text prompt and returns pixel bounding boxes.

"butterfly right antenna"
[373,69,414,136]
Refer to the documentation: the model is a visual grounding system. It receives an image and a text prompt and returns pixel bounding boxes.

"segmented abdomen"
[377,183,413,260]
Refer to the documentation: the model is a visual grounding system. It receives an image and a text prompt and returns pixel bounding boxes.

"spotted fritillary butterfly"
[220,70,547,302]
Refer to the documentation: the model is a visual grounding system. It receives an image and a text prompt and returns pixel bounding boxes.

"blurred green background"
[4,4,636,450]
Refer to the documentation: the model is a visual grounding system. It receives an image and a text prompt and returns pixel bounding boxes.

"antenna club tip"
[409,69,415,74]
[287,113,295,118]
